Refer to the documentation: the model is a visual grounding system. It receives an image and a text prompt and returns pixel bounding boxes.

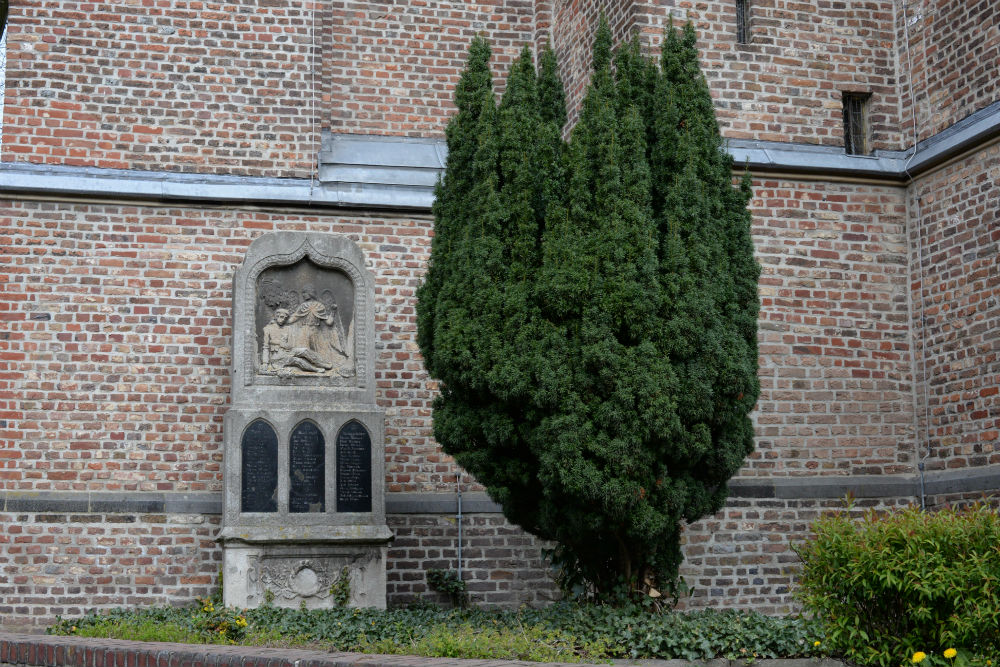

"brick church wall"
[0,201,444,493]
[323,1,540,138]
[907,144,1000,473]
[747,179,914,476]
[0,511,221,632]
[1,0,999,632]
[549,0,902,150]
[896,0,1000,144]
[2,2,321,176]
[0,168,917,624]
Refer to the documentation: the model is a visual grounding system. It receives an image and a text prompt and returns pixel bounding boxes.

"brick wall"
[0,172,923,625]
[322,0,540,138]
[679,495,914,613]
[0,200,444,493]
[386,513,559,608]
[551,0,903,150]
[0,512,221,632]
[3,0,909,170]
[746,179,914,476]
[2,2,322,176]
[550,0,637,128]
[1,0,999,631]
[908,144,1000,472]
[685,0,903,151]
[896,0,1000,144]
[0,178,917,491]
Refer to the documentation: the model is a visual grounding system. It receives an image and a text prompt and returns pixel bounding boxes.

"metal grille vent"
[736,0,750,44]
[843,93,872,155]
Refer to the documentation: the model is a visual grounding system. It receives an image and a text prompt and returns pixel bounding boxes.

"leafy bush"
[49,600,820,661]
[796,503,1000,666]
[426,569,468,607]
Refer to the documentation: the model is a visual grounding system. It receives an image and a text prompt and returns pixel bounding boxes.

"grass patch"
[49,600,822,662]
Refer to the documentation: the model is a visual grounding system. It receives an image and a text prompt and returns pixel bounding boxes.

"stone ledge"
[0,633,845,667]
[3,464,1000,516]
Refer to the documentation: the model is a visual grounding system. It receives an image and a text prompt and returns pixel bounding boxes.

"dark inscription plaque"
[289,421,325,513]
[241,420,278,513]
[336,421,372,513]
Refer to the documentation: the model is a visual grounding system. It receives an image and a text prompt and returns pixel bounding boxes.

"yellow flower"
[912,652,927,664]
[814,641,821,648]
[943,649,957,660]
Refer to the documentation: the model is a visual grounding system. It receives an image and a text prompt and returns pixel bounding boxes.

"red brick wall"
[679,495,914,613]
[692,0,901,150]
[0,178,916,492]
[4,0,910,169]
[322,1,539,138]
[896,0,1000,144]
[3,2,322,176]
[0,172,921,625]
[1,0,998,630]
[0,512,221,632]
[0,200,440,493]
[747,179,914,476]
[553,0,904,150]
[550,0,637,128]
[908,144,1000,472]
[386,514,558,608]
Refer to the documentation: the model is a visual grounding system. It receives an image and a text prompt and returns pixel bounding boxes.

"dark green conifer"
[417,18,760,601]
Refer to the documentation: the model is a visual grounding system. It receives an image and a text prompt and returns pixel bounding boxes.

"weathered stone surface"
[220,232,390,609]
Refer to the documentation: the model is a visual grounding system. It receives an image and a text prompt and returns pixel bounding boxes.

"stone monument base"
[222,537,390,609]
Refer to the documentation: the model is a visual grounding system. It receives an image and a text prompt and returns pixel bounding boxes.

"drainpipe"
[456,472,463,580]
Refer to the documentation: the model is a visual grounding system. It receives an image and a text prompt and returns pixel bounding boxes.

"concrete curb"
[0,633,844,667]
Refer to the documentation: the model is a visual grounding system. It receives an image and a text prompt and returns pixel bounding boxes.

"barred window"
[736,0,750,44]
[843,93,872,155]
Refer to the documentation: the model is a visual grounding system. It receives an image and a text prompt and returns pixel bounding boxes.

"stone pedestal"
[218,233,391,609]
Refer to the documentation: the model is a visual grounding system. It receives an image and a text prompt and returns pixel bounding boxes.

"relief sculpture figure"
[286,284,349,368]
[261,309,330,374]
[259,282,353,377]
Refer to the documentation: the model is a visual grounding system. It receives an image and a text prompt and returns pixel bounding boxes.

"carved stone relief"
[246,552,374,606]
[255,260,355,379]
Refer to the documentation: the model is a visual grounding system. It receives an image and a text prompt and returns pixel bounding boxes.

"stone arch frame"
[232,233,373,394]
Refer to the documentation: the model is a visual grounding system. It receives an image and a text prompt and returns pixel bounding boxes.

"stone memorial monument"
[218,232,391,609]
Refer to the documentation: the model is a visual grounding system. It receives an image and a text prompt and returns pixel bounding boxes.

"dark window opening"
[843,93,872,155]
[736,0,750,44]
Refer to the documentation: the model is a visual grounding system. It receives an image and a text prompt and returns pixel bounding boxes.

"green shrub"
[416,11,760,603]
[795,503,1000,666]
[53,618,201,643]
[360,623,608,662]
[425,569,468,607]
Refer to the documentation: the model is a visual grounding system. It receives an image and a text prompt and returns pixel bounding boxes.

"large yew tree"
[417,20,760,601]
